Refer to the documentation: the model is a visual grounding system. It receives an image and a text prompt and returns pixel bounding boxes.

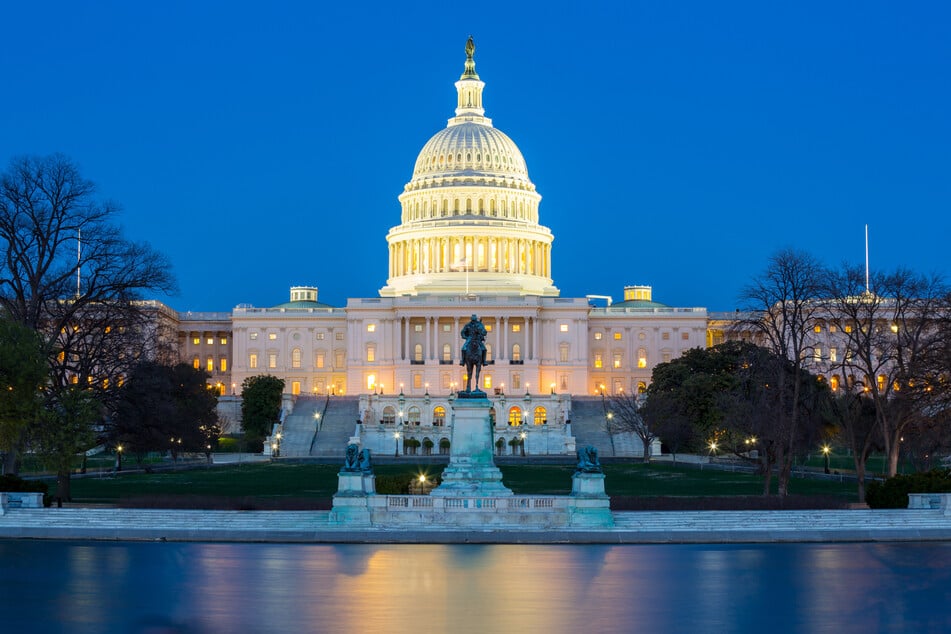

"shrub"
[865,469,951,509]
[0,474,50,507]
[375,474,412,495]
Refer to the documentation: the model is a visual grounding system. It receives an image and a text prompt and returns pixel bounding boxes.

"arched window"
[433,406,446,426]
[512,343,521,361]
[414,343,423,362]
[382,406,396,425]
[291,348,302,369]
[508,406,522,426]
[637,348,648,368]
[533,406,547,425]
[442,343,452,362]
[408,406,421,425]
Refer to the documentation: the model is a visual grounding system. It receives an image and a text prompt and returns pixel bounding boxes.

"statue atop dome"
[462,36,478,79]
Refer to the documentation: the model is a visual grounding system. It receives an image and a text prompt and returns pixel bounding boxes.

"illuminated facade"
[166,41,708,407]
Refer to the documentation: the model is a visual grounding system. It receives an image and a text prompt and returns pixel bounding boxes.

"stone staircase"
[568,397,616,457]
[279,396,322,457]
[311,396,360,457]
[2,506,949,542]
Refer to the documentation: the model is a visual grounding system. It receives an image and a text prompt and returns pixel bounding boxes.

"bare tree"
[0,154,175,473]
[606,391,656,461]
[739,249,826,495]
[825,265,948,477]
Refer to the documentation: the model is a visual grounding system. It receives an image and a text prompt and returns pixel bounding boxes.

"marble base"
[431,397,512,497]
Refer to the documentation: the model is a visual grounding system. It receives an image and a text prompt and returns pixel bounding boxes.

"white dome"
[409,122,531,187]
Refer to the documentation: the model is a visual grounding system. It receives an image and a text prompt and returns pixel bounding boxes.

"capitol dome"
[380,38,557,298]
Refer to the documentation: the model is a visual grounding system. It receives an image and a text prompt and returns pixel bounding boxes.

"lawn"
[59,461,859,507]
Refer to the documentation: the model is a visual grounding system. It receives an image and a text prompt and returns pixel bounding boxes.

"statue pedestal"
[568,472,613,527]
[329,471,375,525]
[432,395,512,497]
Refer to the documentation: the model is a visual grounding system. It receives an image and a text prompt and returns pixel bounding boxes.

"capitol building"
[157,40,713,454]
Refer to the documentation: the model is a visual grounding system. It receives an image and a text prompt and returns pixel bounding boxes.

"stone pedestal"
[329,471,375,525]
[432,395,512,497]
[568,472,614,527]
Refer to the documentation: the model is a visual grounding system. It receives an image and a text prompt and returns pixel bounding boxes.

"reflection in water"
[0,541,949,633]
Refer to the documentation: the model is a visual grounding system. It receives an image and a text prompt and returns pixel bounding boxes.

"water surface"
[1,541,949,633]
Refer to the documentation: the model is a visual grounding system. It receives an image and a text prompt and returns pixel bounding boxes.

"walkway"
[1,507,948,543]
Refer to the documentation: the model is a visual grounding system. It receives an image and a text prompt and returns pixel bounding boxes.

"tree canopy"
[240,375,285,449]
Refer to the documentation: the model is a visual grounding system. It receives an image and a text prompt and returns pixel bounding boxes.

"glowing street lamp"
[821,444,832,474]
[393,430,401,457]
[115,445,123,472]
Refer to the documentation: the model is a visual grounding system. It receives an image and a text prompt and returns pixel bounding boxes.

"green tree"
[0,319,47,474]
[111,362,220,467]
[240,375,284,450]
[34,386,100,501]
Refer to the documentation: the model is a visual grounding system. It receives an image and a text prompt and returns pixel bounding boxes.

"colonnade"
[389,236,550,278]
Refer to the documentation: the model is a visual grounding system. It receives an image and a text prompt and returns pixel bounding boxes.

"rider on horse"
[460,314,487,367]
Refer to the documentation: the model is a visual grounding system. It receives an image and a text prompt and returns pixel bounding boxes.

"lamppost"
[115,445,123,472]
[550,382,556,395]
[393,429,401,457]
[519,430,527,457]
[314,411,321,431]
[821,444,832,474]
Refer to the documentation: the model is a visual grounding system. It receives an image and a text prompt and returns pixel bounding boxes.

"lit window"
[594,354,602,369]
[292,348,302,368]
[638,348,648,368]
[414,324,423,332]
[249,354,258,369]
[250,332,258,340]
[508,406,523,426]
[316,353,325,368]
[485,324,492,332]
[367,375,376,390]
[443,344,452,362]
[483,374,492,390]
[512,344,521,361]
[485,344,493,362]
[814,325,822,333]
[594,332,602,341]
[291,381,300,396]
[512,324,521,333]
[207,357,214,372]
[268,353,277,369]
[268,333,277,341]
[613,332,622,341]
[877,375,886,391]
[367,324,376,333]
[534,406,546,425]
[220,337,228,345]
[830,325,837,333]
[560,324,569,333]
[830,376,839,390]
[366,345,375,363]
[830,348,837,363]
[192,337,200,345]
[442,324,451,332]
[316,332,325,340]
[220,358,227,372]
[844,325,853,333]
[193,357,200,370]
[814,348,822,362]
[433,406,446,426]
[206,337,214,345]
[414,344,423,362]
[335,332,344,340]
[613,353,622,368]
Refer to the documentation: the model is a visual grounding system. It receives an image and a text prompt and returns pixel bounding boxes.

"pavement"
[1,506,949,543]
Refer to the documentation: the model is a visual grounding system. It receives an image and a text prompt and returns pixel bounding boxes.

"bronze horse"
[461,337,484,393]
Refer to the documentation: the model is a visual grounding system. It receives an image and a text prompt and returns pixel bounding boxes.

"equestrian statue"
[459,314,487,395]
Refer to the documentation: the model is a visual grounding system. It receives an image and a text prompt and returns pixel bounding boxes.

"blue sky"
[2,1,949,312]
